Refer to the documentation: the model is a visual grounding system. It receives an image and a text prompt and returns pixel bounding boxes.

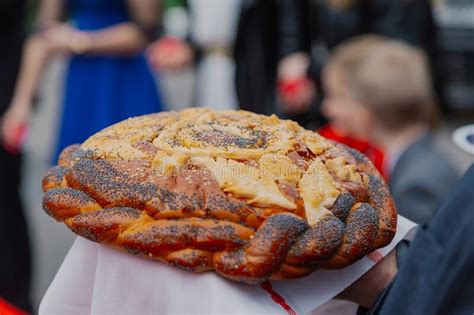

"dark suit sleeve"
[372,165,474,314]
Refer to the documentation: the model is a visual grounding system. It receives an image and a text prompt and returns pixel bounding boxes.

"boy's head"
[322,35,438,141]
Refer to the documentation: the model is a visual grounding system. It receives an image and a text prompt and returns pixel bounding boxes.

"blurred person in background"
[150,0,241,110]
[2,0,163,162]
[0,0,32,312]
[276,0,437,129]
[234,0,280,115]
[149,0,280,115]
[147,0,195,111]
[321,35,459,224]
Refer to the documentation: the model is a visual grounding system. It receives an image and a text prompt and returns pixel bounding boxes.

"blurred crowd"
[0,0,472,313]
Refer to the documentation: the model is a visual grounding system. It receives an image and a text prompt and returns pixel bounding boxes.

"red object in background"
[277,77,313,98]
[147,36,190,71]
[151,37,182,54]
[318,124,388,180]
[2,122,27,155]
[0,298,27,315]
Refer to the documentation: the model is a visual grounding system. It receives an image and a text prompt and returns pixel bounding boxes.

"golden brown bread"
[42,108,397,283]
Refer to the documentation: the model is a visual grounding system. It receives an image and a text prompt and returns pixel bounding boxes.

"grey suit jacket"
[389,135,460,224]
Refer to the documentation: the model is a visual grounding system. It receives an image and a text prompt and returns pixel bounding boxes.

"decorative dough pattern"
[42,108,397,283]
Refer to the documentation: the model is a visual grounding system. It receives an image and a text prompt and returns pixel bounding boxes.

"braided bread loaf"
[42,108,397,283]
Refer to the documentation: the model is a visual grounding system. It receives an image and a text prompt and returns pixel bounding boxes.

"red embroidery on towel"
[368,250,384,263]
[260,281,297,315]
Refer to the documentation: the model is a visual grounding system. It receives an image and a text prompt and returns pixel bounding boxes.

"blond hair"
[327,35,439,131]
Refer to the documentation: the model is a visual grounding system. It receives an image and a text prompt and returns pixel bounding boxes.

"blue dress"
[55,0,162,159]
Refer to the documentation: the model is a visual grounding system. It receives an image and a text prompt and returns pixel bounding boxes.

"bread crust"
[42,108,397,283]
